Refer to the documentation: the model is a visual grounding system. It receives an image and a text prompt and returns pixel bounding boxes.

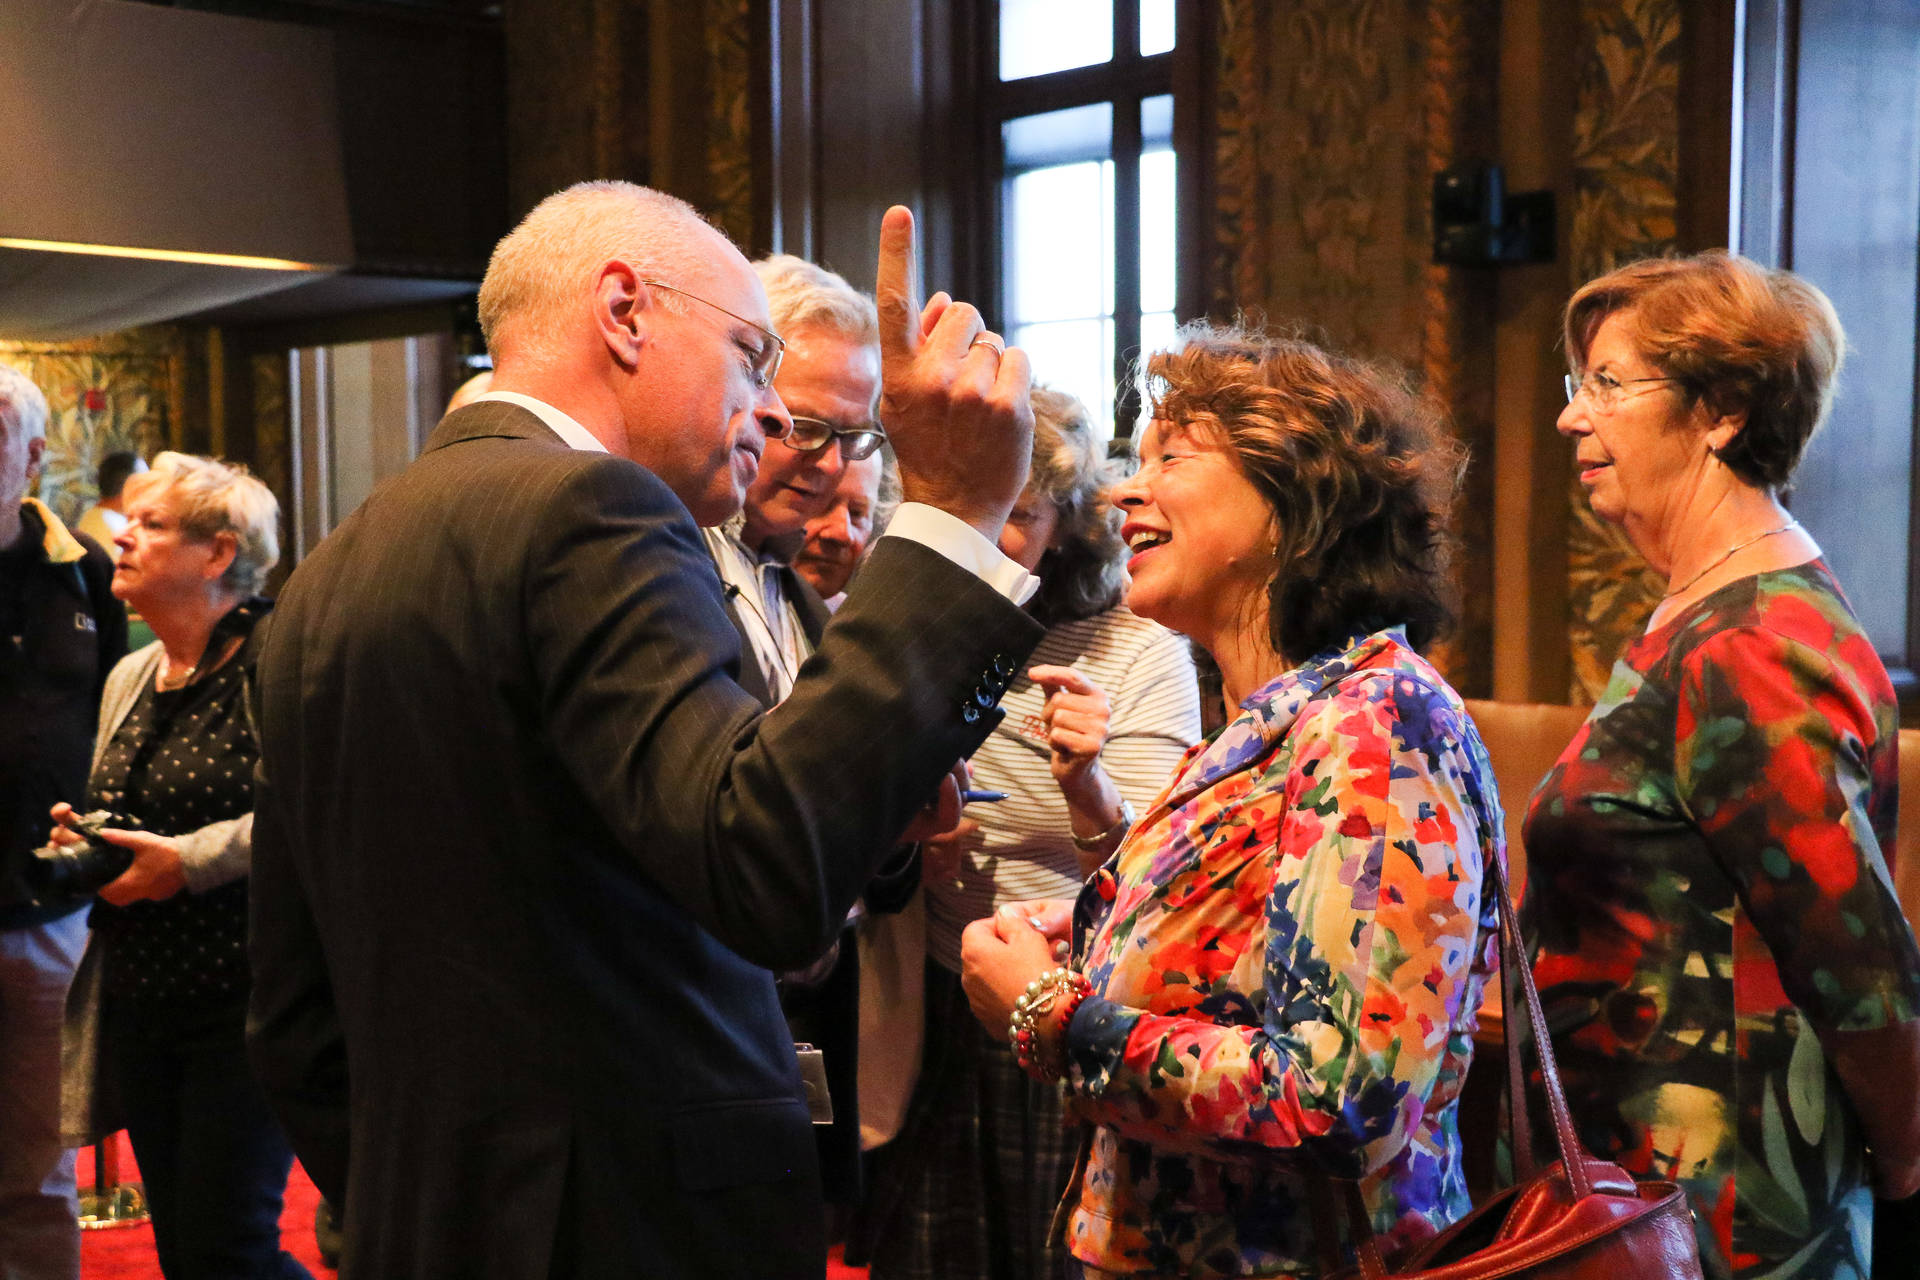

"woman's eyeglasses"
[1563,370,1682,412]
[785,416,887,461]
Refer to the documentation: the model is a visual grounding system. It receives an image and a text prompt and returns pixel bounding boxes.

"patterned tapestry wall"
[0,328,187,528]
[504,0,758,250]
[249,349,294,543]
[1564,0,1680,702]
[1210,0,1499,697]
[1209,0,1685,704]
[702,0,757,249]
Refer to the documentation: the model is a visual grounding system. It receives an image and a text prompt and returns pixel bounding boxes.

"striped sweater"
[925,606,1201,969]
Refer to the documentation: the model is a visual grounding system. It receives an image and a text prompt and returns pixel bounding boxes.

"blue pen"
[961,789,1009,804]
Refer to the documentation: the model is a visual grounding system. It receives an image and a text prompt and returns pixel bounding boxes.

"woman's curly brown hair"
[1143,323,1464,661]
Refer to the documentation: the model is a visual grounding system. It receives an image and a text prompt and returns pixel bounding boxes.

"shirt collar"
[717,512,796,568]
[470,391,609,454]
[20,498,87,565]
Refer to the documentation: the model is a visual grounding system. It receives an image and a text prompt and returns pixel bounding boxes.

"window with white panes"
[991,0,1181,443]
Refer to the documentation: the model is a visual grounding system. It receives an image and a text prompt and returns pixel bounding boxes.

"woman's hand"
[94,829,189,905]
[994,897,1075,948]
[920,817,980,888]
[1032,665,1130,867]
[1031,664,1113,798]
[46,802,87,849]
[50,804,187,905]
[960,909,1059,1041]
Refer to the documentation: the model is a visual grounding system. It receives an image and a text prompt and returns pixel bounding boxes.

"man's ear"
[595,261,651,368]
[24,435,44,483]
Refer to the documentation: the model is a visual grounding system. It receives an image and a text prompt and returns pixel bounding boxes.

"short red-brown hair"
[1564,252,1845,489]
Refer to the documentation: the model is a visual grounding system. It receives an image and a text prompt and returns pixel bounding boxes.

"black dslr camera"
[25,810,142,900]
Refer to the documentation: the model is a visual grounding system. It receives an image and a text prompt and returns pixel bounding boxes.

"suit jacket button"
[973,686,996,709]
[961,703,981,724]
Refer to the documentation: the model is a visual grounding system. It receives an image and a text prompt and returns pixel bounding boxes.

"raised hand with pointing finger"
[873,205,1033,540]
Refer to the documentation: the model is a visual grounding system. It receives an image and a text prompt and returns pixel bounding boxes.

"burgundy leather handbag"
[1324,850,1706,1279]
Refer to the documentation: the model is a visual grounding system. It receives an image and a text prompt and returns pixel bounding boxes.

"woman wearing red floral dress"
[1523,252,1920,1279]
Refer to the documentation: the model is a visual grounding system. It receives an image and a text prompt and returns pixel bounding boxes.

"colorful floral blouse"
[1063,628,1503,1277]
[1522,562,1920,1279]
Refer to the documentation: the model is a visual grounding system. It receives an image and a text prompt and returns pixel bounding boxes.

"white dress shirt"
[703,517,809,703]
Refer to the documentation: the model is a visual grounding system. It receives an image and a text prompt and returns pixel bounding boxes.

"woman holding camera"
[53,451,311,1279]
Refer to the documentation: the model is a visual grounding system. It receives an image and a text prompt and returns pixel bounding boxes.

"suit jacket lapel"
[781,567,831,648]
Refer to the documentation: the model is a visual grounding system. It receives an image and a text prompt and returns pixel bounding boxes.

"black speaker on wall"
[1433,164,1555,267]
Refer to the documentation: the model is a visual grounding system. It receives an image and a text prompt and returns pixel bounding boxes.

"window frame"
[1737,0,1920,714]
[956,0,1209,441]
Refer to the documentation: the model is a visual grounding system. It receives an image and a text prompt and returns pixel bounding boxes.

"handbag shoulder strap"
[1486,849,1591,1199]
[1502,911,1536,1182]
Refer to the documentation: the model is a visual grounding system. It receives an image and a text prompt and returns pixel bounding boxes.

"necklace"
[1663,519,1799,599]
[156,658,198,692]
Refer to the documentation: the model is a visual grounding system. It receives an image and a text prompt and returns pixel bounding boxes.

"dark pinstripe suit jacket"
[246,402,1041,1279]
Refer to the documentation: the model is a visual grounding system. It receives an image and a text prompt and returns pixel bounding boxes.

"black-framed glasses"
[1563,370,1682,412]
[641,279,786,393]
[785,416,888,461]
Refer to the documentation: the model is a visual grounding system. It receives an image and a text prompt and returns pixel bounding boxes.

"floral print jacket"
[1063,628,1503,1277]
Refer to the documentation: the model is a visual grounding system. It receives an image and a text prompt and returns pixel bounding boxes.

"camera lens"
[23,813,140,902]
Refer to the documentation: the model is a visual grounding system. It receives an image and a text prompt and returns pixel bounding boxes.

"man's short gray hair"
[0,366,50,443]
[125,452,281,596]
[753,255,878,345]
[477,181,725,363]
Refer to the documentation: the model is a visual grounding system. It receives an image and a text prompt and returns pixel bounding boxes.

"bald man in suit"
[248,182,1043,1279]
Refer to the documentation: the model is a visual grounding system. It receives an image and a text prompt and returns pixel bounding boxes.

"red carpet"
[76,1133,326,1277]
[76,1132,870,1278]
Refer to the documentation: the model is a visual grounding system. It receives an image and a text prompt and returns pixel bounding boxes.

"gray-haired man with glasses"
[703,253,889,707]
[704,254,920,1216]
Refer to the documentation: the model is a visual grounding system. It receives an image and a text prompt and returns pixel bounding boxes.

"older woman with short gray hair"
[50,450,310,1278]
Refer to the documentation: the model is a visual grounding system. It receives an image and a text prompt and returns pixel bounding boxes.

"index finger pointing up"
[876,205,923,363]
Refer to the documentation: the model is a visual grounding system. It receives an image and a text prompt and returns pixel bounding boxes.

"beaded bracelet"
[1008,966,1092,1081]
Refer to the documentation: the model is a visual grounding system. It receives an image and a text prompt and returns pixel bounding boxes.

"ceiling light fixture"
[0,236,332,273]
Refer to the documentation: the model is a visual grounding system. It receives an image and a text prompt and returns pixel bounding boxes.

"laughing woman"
[1522,252,1920,1277]
[960,326,1503,1278]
